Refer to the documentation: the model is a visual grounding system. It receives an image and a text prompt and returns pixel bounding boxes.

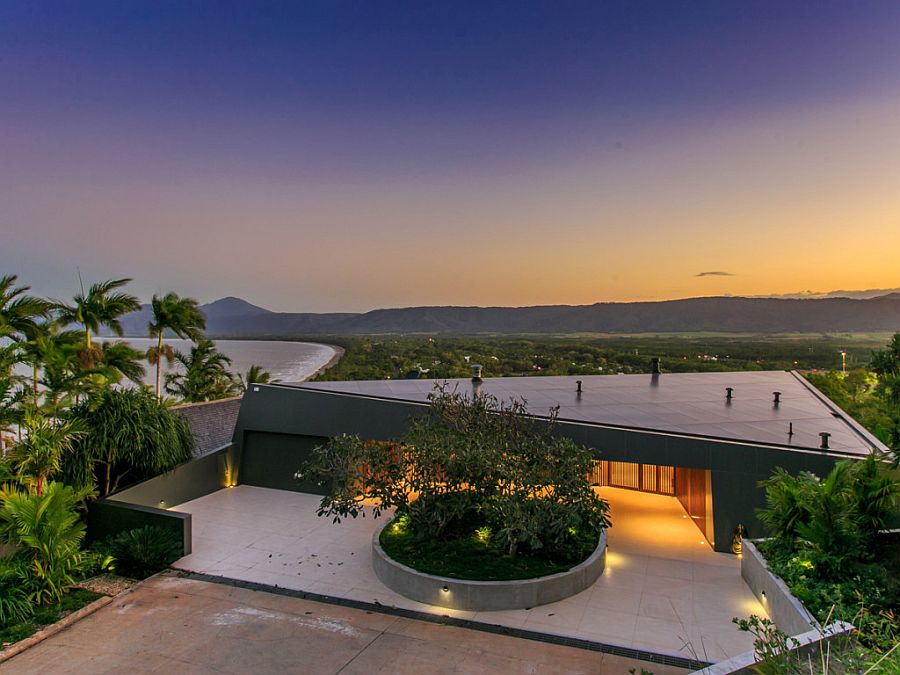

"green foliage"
[105,526,182,578]
[238,364,273,392]
[164,338,238,402]
[55,277,141,347]
[64,387,194,497]
[0,481,94,605]
[733,615,800,673]
[379,515,594,580]
[8,413,85,496]
[0,588,100,645]
[314,334,889,383]
[149,292,206,398]
[299,386,610,572]
[756,458,900,654]
[0,563,33,626]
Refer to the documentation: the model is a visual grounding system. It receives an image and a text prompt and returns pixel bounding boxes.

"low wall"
[373,525,607,611]
[741,540,818,636]
[692,621,855,674]
[86,500,192,556]
[108,444,237,508]
[86,443,237,557]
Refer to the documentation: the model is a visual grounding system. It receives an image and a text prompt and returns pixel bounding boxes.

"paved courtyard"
[4,574,689,674]
[171,485,764,663]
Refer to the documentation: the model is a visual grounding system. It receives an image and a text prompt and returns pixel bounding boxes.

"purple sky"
[2,1,899,311]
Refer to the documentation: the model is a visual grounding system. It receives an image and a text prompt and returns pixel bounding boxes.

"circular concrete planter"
[372,524,607,611]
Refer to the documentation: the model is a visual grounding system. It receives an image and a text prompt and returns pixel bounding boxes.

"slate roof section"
[172,397,242,457]
[295,371,886,457]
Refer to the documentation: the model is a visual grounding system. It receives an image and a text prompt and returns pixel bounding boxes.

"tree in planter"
[298,386,610,562]
[62,388,194,497]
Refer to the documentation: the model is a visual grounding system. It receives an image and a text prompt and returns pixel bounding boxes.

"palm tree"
[0,274,52,342]
[9,414,84,496]
[148,292,206,399]
[165,338,237,402]
[56,277,140,366]
[238,364,273,392]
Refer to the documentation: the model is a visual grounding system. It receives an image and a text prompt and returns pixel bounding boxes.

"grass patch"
[0,589,101,648]
[379,516,597,581]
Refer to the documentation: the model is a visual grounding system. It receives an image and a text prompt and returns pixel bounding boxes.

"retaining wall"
[741,540,818,636]
[372,525,607,611]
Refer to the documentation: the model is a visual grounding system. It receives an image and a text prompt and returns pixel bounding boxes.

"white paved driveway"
[172,485,764,662]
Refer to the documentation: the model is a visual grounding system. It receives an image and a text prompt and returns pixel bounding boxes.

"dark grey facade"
[231,372,883,553]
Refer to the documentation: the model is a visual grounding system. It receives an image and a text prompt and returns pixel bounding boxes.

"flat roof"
[294,371,886,457]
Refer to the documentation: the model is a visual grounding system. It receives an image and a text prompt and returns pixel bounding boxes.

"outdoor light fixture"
[441,585,450,593]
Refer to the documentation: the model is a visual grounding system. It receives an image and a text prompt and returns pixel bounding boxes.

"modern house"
[230,370,886,552]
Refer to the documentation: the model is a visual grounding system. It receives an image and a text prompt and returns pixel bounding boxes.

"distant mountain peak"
[203,296,272,315]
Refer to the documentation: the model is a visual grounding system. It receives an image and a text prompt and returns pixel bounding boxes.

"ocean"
[12,338,338,388]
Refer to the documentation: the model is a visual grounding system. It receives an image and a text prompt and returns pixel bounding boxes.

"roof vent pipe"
[650,357,660,374]
[725,387,734,400]
[819,432,831,450]
[471,364,483,383]
[773,391,781,405]
[576,380,582,394]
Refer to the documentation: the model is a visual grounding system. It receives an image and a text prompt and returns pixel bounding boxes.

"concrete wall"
[232,385,849,552]
[108,444,238,508]
[86,500,192,556]
[740,540,818,636]
[86,444,238,557]
[372,522,607,611]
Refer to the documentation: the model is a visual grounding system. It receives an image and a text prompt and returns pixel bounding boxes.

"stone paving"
[170,485,764,663]
[3,574,690,674]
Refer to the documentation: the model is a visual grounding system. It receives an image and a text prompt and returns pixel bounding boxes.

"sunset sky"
[2,1,899,312]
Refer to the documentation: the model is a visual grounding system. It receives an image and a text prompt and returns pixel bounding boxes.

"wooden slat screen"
[588,460,675,496]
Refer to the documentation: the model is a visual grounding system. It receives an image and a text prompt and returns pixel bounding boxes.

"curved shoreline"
[301,344,345,381]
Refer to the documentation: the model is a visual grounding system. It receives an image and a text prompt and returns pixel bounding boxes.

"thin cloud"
[696,271,735,277]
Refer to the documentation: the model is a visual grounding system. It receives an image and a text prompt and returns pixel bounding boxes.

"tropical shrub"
[0,481,94,604]
[105,525,182,578]
[63,387,194,497]
[299,386,610,569]
[756,458,900,653]
[0,562,33,625]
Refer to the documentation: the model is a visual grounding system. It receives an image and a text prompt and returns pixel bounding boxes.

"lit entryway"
[172,485,764,662]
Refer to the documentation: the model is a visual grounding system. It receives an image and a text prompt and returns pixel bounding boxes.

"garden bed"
[378,515,599,581]
[0,588,102,649]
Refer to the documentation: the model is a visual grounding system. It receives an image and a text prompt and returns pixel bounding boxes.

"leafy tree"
[164,338,237,402]
[55,277,140,366]
[0,481,94,604]
[63,388,194,497]
[148,292,206,399]
[238,364,273,392]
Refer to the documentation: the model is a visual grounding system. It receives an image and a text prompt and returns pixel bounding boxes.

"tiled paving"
[5,574,690,674]
[172,486,765,663]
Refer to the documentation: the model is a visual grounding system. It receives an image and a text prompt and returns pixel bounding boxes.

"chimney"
[650,357,661,374]
[819,432,831,450]
[773,391,781,405]
[471,364,483,383]
[725,387,734,401]
[576,380,583,394]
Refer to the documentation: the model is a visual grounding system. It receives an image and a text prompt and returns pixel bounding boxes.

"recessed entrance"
[590,460,715,547]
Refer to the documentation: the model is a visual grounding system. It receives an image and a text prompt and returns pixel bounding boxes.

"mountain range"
[111,293,900,337]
